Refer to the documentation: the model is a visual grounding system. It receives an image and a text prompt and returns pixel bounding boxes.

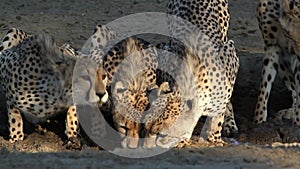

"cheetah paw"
[35,124,47,135]
[175,139,190,148]
[64,137,82,150]
[276,108,293,123]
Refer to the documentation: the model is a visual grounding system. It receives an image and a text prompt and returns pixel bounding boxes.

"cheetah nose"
[96,91,108,103]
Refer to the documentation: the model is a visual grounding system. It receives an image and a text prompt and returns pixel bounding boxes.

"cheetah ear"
[0,28,29,53]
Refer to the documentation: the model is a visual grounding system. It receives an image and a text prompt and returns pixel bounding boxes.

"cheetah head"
[73,59,109,105]
[94,66,109,104]
[113,77,150,112]
[279,0,300,54]
[281,0,300,17]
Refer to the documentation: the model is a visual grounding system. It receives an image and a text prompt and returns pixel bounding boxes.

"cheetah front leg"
[65,106,81,149]
[254,46,281,124]
[284,59,300,126]
[275,59,297,123]
[8,108,24,143]
[294,69,300,125]
[206,113,225,145]
[222,102,238,136]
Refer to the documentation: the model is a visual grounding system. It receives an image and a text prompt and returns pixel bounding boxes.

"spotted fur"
[254,0,300,125]
[162,0,239,143]
[87,0,239,147]
[0,28,108,148]
[82,25,161,148]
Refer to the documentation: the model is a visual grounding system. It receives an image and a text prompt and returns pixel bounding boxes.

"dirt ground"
[1,0,300,168]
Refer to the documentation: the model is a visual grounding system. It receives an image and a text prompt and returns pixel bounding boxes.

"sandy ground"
[1,0,300,168]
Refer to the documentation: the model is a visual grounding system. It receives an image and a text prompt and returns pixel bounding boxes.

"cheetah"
[254,0,300,125]
[84,24,202,148]
[87,0,239,147]
[82,0,239,148]
[75,24,161,148]
[160,0,239,143]
[113,29,238,148]
[0,28,108,148]
[111,58,159,148]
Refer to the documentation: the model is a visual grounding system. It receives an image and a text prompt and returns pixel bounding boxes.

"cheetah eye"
[186,100,193,110]
[101,74,107,80]
[55,61,63,65]
[116,88,127,93]
[81,75,90,81]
